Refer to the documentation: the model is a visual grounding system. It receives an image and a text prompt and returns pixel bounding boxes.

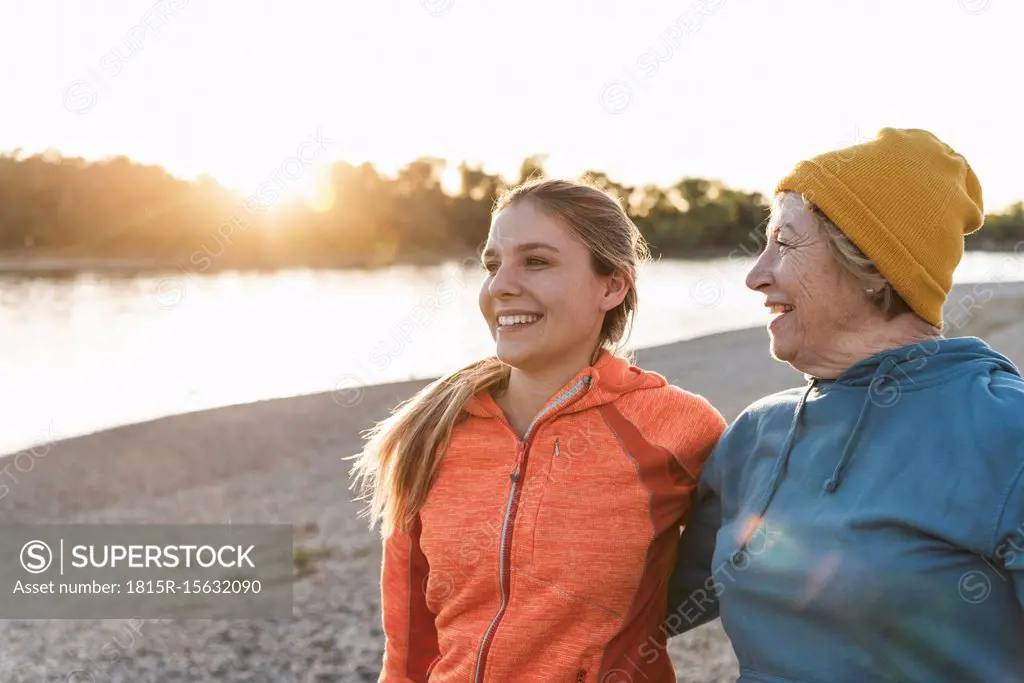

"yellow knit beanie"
[774,127,984,327]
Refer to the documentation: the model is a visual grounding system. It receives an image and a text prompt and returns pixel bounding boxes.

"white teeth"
[498,314,540,327]
[769,305,795,315]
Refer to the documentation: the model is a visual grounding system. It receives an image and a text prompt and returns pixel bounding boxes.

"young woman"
[351,178,727,682]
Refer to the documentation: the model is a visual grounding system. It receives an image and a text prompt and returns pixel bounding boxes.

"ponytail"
[349,356,510,537]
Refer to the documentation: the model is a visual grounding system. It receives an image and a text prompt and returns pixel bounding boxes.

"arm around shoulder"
[664,465,723,636]
[662,388,728,636]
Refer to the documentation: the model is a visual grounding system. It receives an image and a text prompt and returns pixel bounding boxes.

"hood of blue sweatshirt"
[695,335,1024,683]
[787,334,1021,497]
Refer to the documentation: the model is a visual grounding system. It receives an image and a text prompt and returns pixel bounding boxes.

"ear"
[599,270,630,312]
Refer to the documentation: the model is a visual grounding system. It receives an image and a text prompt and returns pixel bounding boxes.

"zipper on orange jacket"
[472,374,592,683]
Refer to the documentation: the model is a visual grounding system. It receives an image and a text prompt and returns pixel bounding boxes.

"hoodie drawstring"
[822,355,899,494]
[740,353,902,553]
[753,379,817,520]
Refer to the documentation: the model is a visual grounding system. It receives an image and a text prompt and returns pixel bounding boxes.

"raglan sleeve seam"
[991,449,1024,557]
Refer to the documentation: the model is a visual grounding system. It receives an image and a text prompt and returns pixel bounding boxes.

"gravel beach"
[2,282,1023,683]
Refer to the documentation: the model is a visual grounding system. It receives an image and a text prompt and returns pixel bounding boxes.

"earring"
[865,288,876,294]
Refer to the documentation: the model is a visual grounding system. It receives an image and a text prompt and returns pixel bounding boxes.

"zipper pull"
[510,442,526,482]
[554,439,560,458]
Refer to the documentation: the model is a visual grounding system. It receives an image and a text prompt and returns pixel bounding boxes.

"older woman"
[665,128,1024,683]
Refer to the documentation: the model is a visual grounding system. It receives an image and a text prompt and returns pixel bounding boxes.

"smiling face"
[479,199,626,374]
[745,192,880,371]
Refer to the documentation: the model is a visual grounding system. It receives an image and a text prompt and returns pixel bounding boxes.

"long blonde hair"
[349,177,651,536]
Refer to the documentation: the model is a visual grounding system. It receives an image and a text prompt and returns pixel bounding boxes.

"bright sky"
[2,0,1022,211]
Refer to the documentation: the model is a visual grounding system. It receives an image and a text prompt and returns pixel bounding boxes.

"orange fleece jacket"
[378,350,727,683]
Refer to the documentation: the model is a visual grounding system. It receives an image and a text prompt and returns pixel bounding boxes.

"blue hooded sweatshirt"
[666,336,1024,683]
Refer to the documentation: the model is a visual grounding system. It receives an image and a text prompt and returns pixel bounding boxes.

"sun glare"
[440,165,462,196]
[279,167,336,213]
[210,161,336,214]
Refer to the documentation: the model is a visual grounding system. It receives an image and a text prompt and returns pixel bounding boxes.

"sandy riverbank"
[1,282,1023,682]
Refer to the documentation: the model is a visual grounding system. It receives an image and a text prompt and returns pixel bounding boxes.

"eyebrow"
[768,221,794,239]
[482,242,561,258]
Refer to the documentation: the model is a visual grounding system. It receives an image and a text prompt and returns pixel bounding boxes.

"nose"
[745,247,773,293]
[487,262,521,298]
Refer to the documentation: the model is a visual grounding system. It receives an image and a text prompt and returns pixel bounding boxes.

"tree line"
[0,150,1020,271]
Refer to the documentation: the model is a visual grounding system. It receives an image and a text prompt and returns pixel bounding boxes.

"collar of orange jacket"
[462,349,668,419]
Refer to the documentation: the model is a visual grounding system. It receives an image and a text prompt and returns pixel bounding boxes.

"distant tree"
[517,154,549,185]
[0,149,1015,267]
[579,170,635,213]
[974,202,1024,248]
[450,162,500,253]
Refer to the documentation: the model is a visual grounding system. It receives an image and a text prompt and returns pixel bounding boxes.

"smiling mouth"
[497,314,543,330]
[768,304,795,316]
